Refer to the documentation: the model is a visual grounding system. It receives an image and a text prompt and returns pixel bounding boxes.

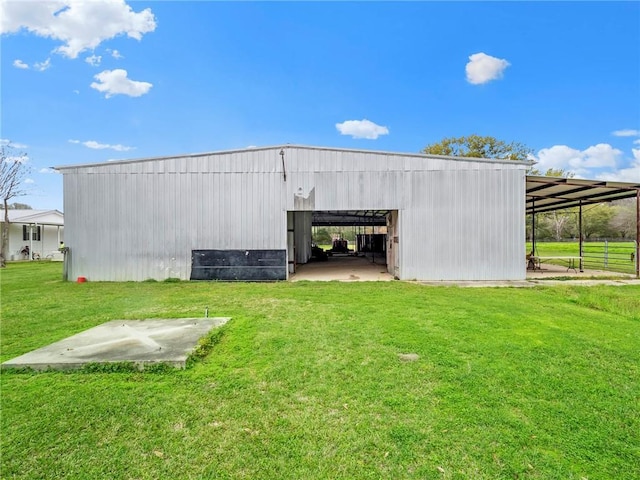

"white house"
[1,210,64,261]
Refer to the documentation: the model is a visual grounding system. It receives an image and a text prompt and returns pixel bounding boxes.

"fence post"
[578,201,583,272]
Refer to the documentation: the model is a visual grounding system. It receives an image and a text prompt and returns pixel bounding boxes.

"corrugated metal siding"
[62,146,527,281]
[400,169,525,280]
[65,169,288,281]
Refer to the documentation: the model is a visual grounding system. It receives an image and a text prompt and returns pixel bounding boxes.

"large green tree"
[312,227,332,245]
[422,134,533,161]
[541,211,576,241]
[529,167,575,178]
[578,204,616,240]
[0,202,32,210]
[610,199,637,239]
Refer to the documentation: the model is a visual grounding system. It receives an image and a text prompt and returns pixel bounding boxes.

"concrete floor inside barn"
[290,253,638,285]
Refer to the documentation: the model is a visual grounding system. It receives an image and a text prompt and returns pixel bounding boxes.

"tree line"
[527,199,636,242]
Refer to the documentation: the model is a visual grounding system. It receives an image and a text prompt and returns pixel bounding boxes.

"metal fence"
[581,241,638,275]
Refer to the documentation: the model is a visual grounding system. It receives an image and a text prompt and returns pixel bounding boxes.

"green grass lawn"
[1,262,639,479]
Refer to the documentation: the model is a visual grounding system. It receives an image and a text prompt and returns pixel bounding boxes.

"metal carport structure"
[312,210,390,227]
[526,175,640,277]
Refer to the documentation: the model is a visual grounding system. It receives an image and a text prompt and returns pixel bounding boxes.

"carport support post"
[579,200,584,272]
[531,200,536,254]
[636,189,639,278]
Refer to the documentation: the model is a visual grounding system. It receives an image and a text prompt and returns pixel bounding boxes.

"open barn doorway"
[287,210,398,281]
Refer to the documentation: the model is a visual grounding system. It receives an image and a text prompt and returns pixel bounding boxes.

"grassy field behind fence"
[527,241,637,275]
[319,241,638,274]
[526,241,636,256]
[1,262,639,479]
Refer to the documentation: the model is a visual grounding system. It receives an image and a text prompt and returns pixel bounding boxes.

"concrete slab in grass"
[1,318,230,371]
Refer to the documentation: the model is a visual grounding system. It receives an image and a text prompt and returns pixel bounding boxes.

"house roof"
[526,176,640,214]
[1,209,64,226]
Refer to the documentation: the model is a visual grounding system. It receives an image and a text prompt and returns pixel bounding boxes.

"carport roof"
[313,210,390,226]
[526,175,640,214]
[313,176,640,223]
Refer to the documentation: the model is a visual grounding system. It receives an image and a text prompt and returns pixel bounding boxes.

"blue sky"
[2,0,639,211]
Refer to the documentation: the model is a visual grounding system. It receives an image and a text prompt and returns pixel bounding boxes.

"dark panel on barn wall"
[190,249,287,281]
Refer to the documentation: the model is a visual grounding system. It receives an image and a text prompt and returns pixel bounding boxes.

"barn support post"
[287,211,295,275]
[579,201,584,272]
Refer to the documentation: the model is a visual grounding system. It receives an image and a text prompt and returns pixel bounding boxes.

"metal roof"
[526,176,640,214]
[55,144,533,170]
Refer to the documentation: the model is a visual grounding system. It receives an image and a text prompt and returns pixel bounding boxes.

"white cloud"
[466,52,510,85]
[108,48,123,59]
[612,129,640,137]
[532,143,623,177]
[0,139,28,149]
[24,178,35,184]
[12,58,52,71]
[581,144,621,168]
[533,145,584,173]
[3,154,29,164]
[532,143,630,179]
[90,69,152,98]
[85,54,102,66]
[69,138,134,151]
[335,119,389,140]
[0,0,156,59]
[634,139,640,145]
[33,58,51,71]
[595,150,640,183]
[39,167,58,174]
[84,140,133,151]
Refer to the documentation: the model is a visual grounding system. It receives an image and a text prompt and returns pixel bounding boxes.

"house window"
[22,225,41,241]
